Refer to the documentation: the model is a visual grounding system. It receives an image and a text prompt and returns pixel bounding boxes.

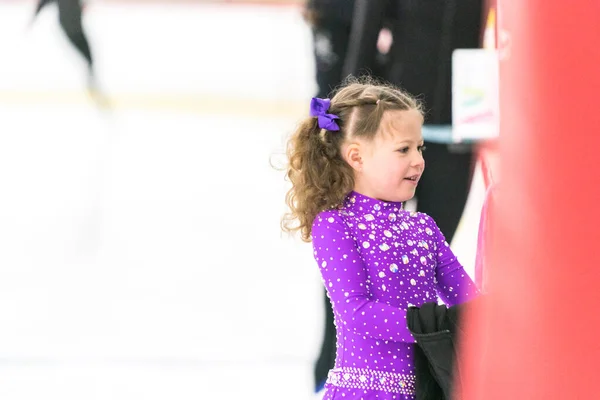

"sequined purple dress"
[311,191,479,400]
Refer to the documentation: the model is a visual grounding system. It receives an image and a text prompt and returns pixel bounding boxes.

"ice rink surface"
[0,2,485,398]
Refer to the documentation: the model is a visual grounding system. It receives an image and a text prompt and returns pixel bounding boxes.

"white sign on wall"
[452,49,500,142]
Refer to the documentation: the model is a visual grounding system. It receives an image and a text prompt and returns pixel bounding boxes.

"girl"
[282,79,478,399]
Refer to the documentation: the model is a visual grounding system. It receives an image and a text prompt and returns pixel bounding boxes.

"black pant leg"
[57,0,93,69]
[312,19,351,98]
[415,142,474,244]
[34,0,55,17]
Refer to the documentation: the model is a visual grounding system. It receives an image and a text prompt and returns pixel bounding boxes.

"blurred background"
[0,0,489,399]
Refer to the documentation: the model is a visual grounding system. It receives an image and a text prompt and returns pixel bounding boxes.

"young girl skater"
[282,79,478,399]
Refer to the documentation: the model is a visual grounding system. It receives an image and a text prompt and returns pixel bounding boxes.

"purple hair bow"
[310,97,340,131]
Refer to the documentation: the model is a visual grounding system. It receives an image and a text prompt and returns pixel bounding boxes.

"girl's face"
[349,109,425,203]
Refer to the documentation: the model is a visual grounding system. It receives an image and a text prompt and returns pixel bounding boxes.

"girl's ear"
[344,142,363,172]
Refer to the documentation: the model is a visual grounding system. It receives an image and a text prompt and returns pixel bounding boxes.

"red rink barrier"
[461,1,600,399]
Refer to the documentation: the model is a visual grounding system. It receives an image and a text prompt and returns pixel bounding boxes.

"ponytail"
[282,116,355,242]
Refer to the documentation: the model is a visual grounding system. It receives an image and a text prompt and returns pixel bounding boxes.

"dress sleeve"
[312,211,416,343]
[429,217,480,306]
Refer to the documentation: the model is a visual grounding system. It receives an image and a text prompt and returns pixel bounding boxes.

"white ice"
[0,2,485,399]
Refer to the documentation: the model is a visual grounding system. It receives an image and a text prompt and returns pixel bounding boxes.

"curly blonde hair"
[282,77,422,242]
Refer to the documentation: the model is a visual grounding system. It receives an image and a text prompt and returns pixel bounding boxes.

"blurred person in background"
[343,0,483,248]
[302,0,482,396]
[30,0,98,93]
